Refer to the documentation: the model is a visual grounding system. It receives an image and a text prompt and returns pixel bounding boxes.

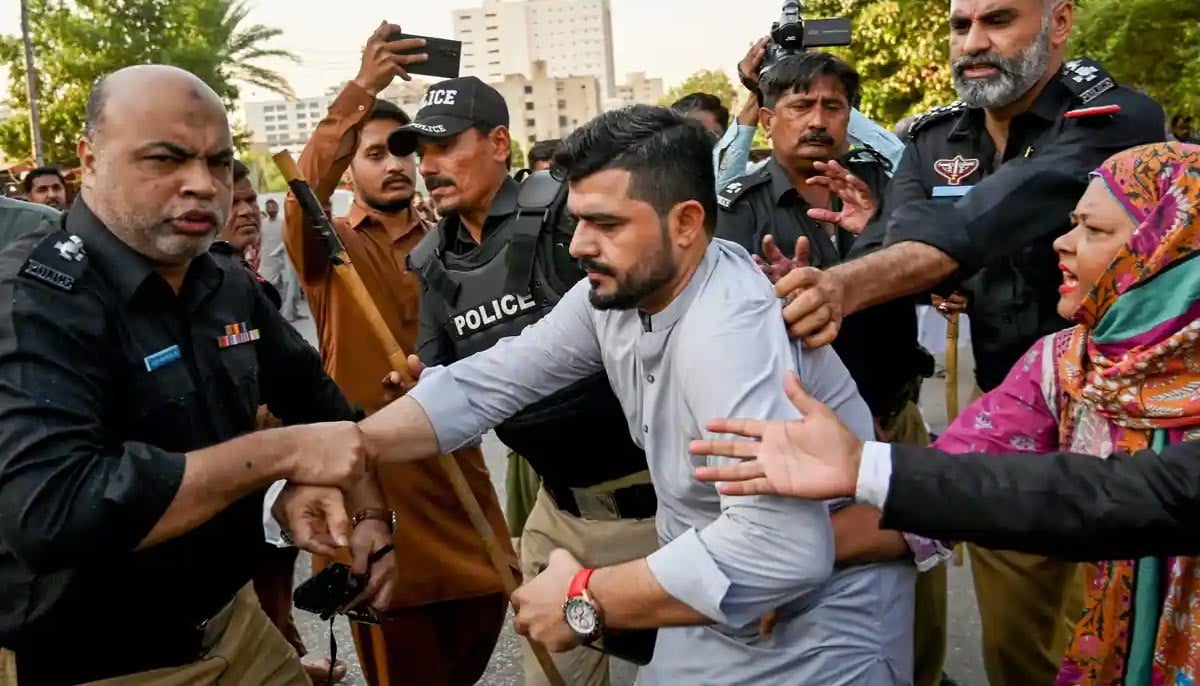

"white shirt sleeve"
[856,441,895,510]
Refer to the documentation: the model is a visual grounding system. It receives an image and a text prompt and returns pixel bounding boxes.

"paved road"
[287,310,991,685]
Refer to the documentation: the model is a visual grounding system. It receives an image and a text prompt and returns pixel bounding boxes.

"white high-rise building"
[243,80,432,147]
[454,0,617,97]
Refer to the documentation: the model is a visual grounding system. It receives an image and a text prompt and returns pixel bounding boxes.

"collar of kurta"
[346,199,427,243]
[638,242,717,333]
[66,196,225,304]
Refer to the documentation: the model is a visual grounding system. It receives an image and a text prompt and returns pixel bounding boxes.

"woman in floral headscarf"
[934,141,1200,686]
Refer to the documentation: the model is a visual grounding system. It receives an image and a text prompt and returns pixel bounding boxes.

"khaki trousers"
[0,586,309,686]
[519,487,660,686]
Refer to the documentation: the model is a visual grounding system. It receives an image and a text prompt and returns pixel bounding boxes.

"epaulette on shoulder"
[717,168,770,210]
[909,102,968,136]
[20,226,88,293]
[1060,58,1117,105]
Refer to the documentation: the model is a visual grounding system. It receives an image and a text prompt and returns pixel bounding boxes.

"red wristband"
[568,568,596,599]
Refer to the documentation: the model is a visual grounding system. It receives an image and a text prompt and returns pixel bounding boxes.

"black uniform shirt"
[0,199,353,684]
[885,58,1164,389]
[715,156,868,268]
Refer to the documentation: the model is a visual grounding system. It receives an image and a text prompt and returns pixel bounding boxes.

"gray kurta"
[410,239,914,684]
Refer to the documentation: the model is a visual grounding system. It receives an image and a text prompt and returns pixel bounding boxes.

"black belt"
[545,481,657,521]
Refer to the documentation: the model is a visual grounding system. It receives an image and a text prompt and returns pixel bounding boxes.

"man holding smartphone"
[281,22,513,686]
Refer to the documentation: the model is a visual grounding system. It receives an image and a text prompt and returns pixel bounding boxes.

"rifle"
[274,151,566,686]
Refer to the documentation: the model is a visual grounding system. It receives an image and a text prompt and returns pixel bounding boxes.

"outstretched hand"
[690,373,863,500]
[805,160,878,235]
[753,235,810,285]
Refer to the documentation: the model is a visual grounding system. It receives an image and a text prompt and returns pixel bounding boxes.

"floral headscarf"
[1058,142,1200,436]
[1053,142,1200,686]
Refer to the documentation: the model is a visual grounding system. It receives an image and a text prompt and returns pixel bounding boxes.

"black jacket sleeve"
[0,265,184,574]
[885,88,1164,276]
[880,441,1200,561]
[249,268,356,424]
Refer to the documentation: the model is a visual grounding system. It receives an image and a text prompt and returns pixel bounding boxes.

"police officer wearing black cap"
[388,78,659,686]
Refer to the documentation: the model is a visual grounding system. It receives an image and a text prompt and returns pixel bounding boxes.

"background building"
[243,80,430,147]
[492,61,601,148]
[604,72,665,110]
[455,0,617,97]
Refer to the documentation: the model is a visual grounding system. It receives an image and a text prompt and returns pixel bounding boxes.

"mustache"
[798,131,836,146]
[425,176,456,191]
[578,258,616,277]
[383,173,412,187]
[953,52,1012,78]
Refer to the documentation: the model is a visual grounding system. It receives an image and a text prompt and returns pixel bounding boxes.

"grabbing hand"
[753,235,810,285]
[690,372,863,500]
[273,485,352,557]
[512,549,586,652]
[281,422,371,490]
[805,160,878,235]
[354,21,428,94]
[738,37,771,89]
[342,520,398,615]
[775,267,846,348]
[932,292,968,319]
[380,355,425,404]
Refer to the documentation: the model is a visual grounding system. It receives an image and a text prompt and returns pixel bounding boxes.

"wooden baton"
[273,152,566,686]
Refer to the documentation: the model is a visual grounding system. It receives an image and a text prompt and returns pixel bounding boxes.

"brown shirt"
[284,82,513,609]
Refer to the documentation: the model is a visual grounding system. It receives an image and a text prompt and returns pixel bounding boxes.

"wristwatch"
[352,508,397,533]
[562,568,603,643]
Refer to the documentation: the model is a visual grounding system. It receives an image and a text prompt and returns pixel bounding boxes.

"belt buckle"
[571,488,620,521]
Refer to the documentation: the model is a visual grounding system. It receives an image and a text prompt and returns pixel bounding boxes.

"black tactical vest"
[409,172,650,491]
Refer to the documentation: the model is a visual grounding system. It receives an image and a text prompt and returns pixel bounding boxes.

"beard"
[581,229,676,311]
[952,18,1053,109]
[361,191,413,214]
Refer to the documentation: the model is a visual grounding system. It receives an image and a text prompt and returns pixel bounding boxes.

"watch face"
[563,597,599,637]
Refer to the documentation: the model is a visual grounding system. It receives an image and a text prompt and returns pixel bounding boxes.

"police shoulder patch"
[717,168,770,210]
[1060,58,1117,105]
[909,101,968,136]
[20,228,88,292]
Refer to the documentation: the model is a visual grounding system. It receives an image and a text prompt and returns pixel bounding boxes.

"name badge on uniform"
[933,185,975,199]
[217,322,260,349]
[144,345,182,372]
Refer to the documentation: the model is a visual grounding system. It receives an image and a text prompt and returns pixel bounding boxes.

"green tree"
[1071,0,1200,117]
[661,69,739,111]
[510,138,527,170]
[802,0,955,126]
[242,148,288,193]
[0,0,296,166]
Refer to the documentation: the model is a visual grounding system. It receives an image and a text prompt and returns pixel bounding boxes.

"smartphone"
[585,628,657,666]
[388,32,462,79]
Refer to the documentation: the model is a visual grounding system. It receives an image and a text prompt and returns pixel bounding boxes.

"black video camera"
[760,1,852,76]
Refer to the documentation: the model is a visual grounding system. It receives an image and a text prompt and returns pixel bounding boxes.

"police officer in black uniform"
[0,65,384,686]
[716,52,933,445]
[773,3,1165,686]
[387,78,659,686]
